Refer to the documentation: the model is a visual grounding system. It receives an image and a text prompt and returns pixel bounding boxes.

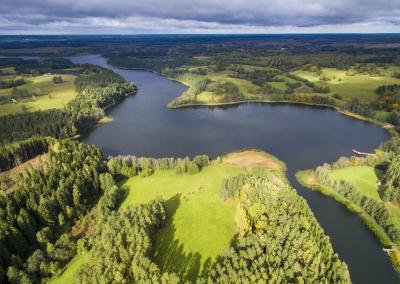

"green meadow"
[331,165,400,228]
[120,164,242,281]
[50,163,243,283]
[292,68,400,102]
[49,150,285,283]
[0,74,77,116]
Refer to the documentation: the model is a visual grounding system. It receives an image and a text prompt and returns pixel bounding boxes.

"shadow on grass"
[154,194,212,282]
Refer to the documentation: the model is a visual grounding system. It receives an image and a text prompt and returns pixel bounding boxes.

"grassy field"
[171,64,400,110]
[0,74,77,116]
[332,166,400,228]
[297,165,400,271]
[332,166,381,200]
[49,150,286,283]
[292,68,400,102]
[121,164,242,281]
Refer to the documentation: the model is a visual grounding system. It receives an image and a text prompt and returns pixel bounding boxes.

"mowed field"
[332,166,400,228]
[0,73,77,116]
[292,68,400,102]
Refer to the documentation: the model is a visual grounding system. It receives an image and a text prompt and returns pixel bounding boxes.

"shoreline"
[168,98,398,138]
[296,170,400,273]
[104,56,398,139]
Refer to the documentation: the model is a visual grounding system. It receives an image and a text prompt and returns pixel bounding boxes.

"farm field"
[292,68,400,102]
[0,74,77,116]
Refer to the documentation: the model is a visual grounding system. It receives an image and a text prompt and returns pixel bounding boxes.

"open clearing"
[332,166,380,200]
[121,164,242,281]
[49,150,285,283]
[331,166,400,228]
[0,154,48,194]
[0,74,77,116]
[292,68,400,102]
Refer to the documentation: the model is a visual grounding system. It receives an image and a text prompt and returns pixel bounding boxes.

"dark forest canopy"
[0,140,103,282]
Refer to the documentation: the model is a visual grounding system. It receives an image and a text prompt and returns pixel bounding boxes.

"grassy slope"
[49,150,286,283]
[0,154,48,194]
[0,74,77,116]
[121,164,242,281]
[292,68,400,102]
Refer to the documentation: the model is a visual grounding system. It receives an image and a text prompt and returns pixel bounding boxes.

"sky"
[0,0,399,34]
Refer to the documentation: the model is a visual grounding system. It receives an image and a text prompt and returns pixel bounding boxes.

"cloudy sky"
[0,0,399,34]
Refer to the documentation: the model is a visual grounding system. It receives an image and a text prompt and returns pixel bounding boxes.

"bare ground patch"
[0,154,48,194]
[223,149,283,170]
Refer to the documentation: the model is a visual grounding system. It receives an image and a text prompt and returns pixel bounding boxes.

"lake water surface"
[70,55,398,283]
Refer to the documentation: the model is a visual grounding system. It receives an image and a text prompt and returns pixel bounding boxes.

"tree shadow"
[153,194,204,282]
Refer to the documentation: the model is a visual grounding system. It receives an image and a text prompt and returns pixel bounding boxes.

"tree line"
[0,58,74,76]
[0,136,50,171]
[0,140,104,283]
[106,154,210,179]
[0,78,25,90]
[0,65,136,145]
[210,173,351,283]
[314,158,400,246]
[378,155,400,204]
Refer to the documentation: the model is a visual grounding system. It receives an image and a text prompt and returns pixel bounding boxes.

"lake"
[70,54,398,283]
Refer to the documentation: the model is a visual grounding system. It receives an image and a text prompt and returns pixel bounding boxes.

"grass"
[49,150,286,283]
[332,166,380,200]
[170,65,400,112]
[296,165,400,272]
[0,74,77,116]
[292,68,400,102]
[208,72,260,98]
[331,166,400,226]
[121,164,242,281]
[47,252,92,284]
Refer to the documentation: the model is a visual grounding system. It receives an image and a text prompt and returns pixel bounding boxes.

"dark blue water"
[71,54,398,283]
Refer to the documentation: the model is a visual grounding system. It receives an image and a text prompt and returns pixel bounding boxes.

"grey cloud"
[0,0,399,33]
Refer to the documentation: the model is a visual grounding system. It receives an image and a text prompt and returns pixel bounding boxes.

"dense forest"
[0,140,103,282]
[210,174,350,283]
[71,167,351,283]
[0,136,50,171]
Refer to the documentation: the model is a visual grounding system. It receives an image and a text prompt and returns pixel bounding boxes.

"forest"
[0,34,400,283]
